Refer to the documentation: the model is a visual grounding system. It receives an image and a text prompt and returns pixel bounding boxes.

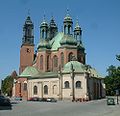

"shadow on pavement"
[0,105,12,110]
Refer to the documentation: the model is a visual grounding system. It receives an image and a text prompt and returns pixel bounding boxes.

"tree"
[1,76,14,96]
[104,65,120,96]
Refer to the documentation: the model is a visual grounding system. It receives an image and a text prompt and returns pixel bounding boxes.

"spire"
[63,9,73,35]
[22,15,34,46]
[49,15,58,39]
[75,19,81,30]
[64,8,72,22]
[74,19,82,42]
[40,15,49,40]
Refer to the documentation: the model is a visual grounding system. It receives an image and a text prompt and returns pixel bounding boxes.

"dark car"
[0,95,11,106]
[28,97,40,101]
[39,98,47,102]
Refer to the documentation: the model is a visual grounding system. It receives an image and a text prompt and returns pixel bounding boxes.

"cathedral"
[12,11,105,101]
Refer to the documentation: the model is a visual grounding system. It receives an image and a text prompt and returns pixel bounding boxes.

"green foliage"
[1,76,14,96]
[105,65,120,96]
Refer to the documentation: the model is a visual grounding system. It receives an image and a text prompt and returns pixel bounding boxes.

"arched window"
[40,55,43,70]
[64,81,70,88]
[68,52,73,62]
[47,55,49,70]
[44,85,48,95]
[61,52,64,68]
[64,25,67,34]
[76,81,81,88]
[53,85,57,95]
[23,83,27,91]
[68,25,71,34]
[53,55,58,68]
[42,29,44,38]
[33,85,38,95]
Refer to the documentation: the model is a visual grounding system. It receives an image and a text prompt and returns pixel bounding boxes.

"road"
[0,98,120,116]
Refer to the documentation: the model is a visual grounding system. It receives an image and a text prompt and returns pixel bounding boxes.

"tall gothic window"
[61,52,64,68]
[40,55,43,70]
[53,55,58,68]
[64,81,70,88]
[68,25,71,34]
[68,52,73,62]
[44,85,48,95]
[42,30,44,38]
[76,81,81,88]
[47,55,49,70]
[23,83,27,91]
[33,85,38,95]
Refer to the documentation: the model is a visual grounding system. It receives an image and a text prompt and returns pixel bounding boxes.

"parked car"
[0,95,11,106]
[28,97,40,101]
[14,96,22,101]
[39,98,47,102]
[46,98,57,102]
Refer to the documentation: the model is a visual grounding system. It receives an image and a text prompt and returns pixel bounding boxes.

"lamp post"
[70,63,75,101]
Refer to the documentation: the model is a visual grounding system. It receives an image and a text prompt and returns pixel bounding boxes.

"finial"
[28,9,30,16]
[51,13,54,19]
[43,14,46,21]
[66,8,70,16]
[76,18,79,27]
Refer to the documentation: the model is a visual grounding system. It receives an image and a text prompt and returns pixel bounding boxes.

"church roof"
[63,61,86,73]
[19,66,40,77]
[50,32,78,51]
[62,61,103,78]
[19,66,58,79]
[89,68,103,78]
[50,32,64,50]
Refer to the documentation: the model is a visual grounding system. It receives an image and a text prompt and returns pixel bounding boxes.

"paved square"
[0,98,120,116]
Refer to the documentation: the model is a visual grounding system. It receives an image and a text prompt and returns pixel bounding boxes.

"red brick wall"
[19,45,34,74]
[15,78,28,100]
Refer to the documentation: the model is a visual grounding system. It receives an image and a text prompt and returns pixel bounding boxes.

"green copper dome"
[64,9,72,23]
[37,39,51,50]
[63,61,86,73]
[60,35,77,46]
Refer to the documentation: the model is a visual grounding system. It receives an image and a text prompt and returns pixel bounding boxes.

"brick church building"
[13,11,105,101]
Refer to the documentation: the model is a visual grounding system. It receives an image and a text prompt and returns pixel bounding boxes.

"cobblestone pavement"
[0,98,120,116]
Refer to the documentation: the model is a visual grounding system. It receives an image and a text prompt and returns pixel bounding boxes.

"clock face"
[26,48,31,53]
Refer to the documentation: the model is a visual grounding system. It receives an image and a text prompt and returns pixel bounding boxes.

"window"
[53,55,58,67]
[76,81,81,88]
[68,25,71,34]
[68,52,73,62]
[40,55,43,70]
[61,52,64,68]
[64,25,67,34]
[23,83,27,91]
[44,85,48,95]
[47,55,49,70]
[33,85,38,95]
[64,81,70,88]
[53,85,57,95]
[42,29,44,38]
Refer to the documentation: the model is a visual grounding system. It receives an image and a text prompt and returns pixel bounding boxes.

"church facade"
[13,12,105,101]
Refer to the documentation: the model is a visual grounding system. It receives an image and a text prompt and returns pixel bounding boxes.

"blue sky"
[0,0,120,79]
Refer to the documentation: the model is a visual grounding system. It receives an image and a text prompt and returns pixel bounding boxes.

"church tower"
[49,16,58,40]
[74,20,86,64]
[19,16,34,74]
